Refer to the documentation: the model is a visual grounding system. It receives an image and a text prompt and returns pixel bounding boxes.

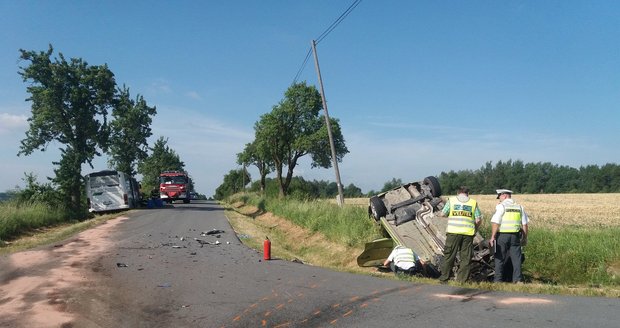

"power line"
[292,0,363,84]
[293,47,312,84]
[316,0,362,44]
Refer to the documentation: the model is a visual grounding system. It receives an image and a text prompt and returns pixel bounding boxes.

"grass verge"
[225,193,620,298]
[0,200,69,241]
[0,203,118,255]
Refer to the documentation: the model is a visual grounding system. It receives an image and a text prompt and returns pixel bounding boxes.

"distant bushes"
[244,177,365,200]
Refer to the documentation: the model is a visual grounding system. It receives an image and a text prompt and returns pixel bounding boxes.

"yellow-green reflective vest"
[447,197,477,236]
[499,203,523,233]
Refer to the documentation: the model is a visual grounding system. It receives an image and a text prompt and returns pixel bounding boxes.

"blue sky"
[1,1,619,196]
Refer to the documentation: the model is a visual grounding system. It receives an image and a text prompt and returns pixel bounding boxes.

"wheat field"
[343,193,620,230]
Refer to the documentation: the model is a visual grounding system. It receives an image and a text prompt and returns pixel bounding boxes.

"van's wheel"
[369,196,387,221]
[424,176,442,197]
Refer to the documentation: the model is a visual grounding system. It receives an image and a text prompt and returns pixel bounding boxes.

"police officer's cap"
[496,189,513,199]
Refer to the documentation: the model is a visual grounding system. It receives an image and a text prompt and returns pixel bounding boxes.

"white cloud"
[0,113,28,134]
[185,91,203,101]
[148,79,172,94]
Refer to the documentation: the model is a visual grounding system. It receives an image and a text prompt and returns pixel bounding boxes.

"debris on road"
[116,263,129,268]
[194,238,210,246]
[201,229,225,236]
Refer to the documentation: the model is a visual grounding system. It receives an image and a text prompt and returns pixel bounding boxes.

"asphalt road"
[2,201,618,327]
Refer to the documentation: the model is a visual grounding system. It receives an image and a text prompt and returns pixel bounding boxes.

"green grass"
[0,200,70,242]
[228,193,620,289]
[470,211,619,287]
[524,227,620,286]
[229,193,380,247]
[0,199,124,254]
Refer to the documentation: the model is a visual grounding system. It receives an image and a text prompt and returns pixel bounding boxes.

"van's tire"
[369,196,387,221]
[424,176,442,197]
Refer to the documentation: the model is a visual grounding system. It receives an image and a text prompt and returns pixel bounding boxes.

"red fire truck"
[159,171,191,204]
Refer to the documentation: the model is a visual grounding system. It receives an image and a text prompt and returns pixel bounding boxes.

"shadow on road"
[160,200,224,212]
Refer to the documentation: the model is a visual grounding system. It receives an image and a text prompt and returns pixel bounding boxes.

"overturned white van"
[86,170,140,213]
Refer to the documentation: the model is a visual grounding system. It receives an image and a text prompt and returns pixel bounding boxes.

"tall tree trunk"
[275,163,285,198]
[282,155,300,196]
[258,162,267,194]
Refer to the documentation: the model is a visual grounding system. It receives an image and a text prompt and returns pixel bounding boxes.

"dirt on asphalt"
[0,216,129,328]
[0,204,376,328]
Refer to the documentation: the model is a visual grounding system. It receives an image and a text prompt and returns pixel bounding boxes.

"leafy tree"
[320,180,339,198]
[249,178,280,198]
[254,82,348,197]
[523,162,544,194]
[578,164,601,193]
[214,169,250,200]
[17,45,116,218]
[546,164,579,193]
[600,163,620,192]
[108,85,156,176]
[506,159,526,192]
[137,137,185,192]
[438,171,461,195]
[343,183,363,197]
[287,176,319,200]
[380,178,403,193]
[237,141,272,194]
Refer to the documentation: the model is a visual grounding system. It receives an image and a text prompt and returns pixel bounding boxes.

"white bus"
[86,170,140,213]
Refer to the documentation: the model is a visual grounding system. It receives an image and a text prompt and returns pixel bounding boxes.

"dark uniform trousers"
[439,233,474,283]
[494,232,523,283]
[390,262,417,275]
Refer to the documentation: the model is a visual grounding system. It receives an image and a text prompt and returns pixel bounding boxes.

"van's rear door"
[89,174,123,212]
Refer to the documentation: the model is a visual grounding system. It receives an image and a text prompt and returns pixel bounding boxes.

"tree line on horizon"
[215,160,620,200]
[439,160,620,195]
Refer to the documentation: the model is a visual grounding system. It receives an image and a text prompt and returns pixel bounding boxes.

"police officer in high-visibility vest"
[489,189,529,283]
[439,186,482,283]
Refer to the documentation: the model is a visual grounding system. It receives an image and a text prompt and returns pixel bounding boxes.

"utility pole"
[311,39,345,206]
